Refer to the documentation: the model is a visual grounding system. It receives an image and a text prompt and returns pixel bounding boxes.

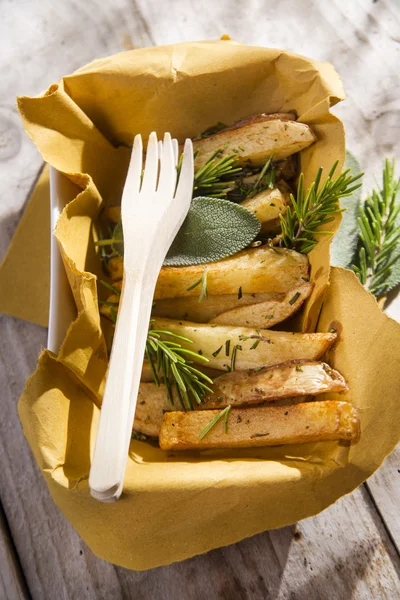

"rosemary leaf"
[199,405,232,440]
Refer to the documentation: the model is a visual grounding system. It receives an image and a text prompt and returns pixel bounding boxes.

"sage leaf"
[164,196,261,266]
[330,151,363,268]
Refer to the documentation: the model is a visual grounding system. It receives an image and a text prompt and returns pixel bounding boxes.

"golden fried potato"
[103,205,121,223]
[240,186,289,227]
[152,292,284,322]
[210,282,313,328]
[193,114,316,170]
[152,318,336,370]
[159,401,360,450]
[202,359,347,408]
[154,247,309,299]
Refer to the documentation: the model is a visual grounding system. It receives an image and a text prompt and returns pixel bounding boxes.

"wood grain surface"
[0,0,399,598]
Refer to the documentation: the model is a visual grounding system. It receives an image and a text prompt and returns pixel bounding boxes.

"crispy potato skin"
[210,282,313,329]
[202,359,348,408]
[152,292,284,322]
[152,317,337,370]
[193,114,316,170]
[159,401,360,450]
[154,247,309,299]
[240,186,289,225]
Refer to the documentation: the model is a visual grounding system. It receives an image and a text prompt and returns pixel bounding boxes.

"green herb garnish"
[199,405,232,440]
[280,161,363,254]
[289,292,301,305]
[352,159,400,296]
[146,326,213,410]
[187,267,208,303]
[193,150,242,198]
[212,345,223,357]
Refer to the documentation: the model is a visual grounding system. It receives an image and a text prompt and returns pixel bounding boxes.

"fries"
[152,291,285,322]
[202,360,347,408]
[210,282,313,328]
[193,114,316,169]
[152,318,336,370]
[159,401,360,450]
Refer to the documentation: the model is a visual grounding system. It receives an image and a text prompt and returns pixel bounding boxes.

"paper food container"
[3,40,400,570]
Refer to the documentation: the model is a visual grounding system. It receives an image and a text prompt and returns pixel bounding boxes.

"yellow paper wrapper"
[5,40,400,570]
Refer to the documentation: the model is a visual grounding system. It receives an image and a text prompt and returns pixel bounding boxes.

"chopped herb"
[250,340,260,350]
[329,328,337,333]
[225,340,231,356]
[187,267,208,303]
[237,415,242,423]
[199,405,232,440]
[109,306,117,324]
[238,286,243,300]
[250,433,270,438]
[230,344,242,371]
[100,280,121,295]
[289,292,301,305]
[198,349,203,355]
[216,396,223,403]
[212,345,223,357]
[295,365,303,372]
[98,299,119,307]
[144,415,151,422]
[264,314,274,319]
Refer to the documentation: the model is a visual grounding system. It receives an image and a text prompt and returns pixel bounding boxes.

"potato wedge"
[202,360,347,408]
[240,186,289,227]
[99,293,119,321]
[193,114,316,170]
[210,282,313,328]
[152,318,336,370]
[159,401,360,450]
[154,247,309,299]
[152,292,284,322]
[103,205,121,223]
[134,383,172,436]
[133,381,309,436]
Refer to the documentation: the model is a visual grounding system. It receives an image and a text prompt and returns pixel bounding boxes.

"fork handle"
[89,263,156,501]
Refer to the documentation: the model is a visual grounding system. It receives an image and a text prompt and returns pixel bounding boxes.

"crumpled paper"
[3,40,400,570]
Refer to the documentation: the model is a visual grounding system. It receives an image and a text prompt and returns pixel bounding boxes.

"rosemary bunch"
[193,150,243,198]
[146,326,213,410]
[352,159,400,296]
[280,161,363,254]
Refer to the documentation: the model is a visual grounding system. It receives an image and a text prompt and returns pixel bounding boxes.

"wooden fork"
[89,132,194,502]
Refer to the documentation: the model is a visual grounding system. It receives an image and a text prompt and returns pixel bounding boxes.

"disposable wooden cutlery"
[89,132,194,502]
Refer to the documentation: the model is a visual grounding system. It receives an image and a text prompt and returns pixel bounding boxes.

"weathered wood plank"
[366,447,400,556]
[0,503,29,600]
[0,1,400,599]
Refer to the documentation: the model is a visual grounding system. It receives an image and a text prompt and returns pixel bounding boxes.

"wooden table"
[1,1,399,598]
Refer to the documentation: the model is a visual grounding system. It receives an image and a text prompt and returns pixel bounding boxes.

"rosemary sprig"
[186,267,208,303]
[199,405,232,440]
[352,159,400,296]
[279,161,363,254]
[146,326,213,410]
[193,150,243,198]
[243,155,276,199]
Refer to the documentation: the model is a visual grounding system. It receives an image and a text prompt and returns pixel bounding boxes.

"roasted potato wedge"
[202,359,347,408]
[99,294,119,321]
[152,318,336,370]
[109,247,309,297]
[103,205,121,223]
[193,114,316,170]
[154,247,308,299]
[152,292,284,322]
[210,282,313,328]
[240,186,289,228]
[159,401,360,450]
[133,381,309,437]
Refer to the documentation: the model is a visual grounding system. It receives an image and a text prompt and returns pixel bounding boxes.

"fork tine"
[157,132,176,196]
[121,134,143,211]
[140,132,159,194]
[175,138,194,202]
[172,138,179,166]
